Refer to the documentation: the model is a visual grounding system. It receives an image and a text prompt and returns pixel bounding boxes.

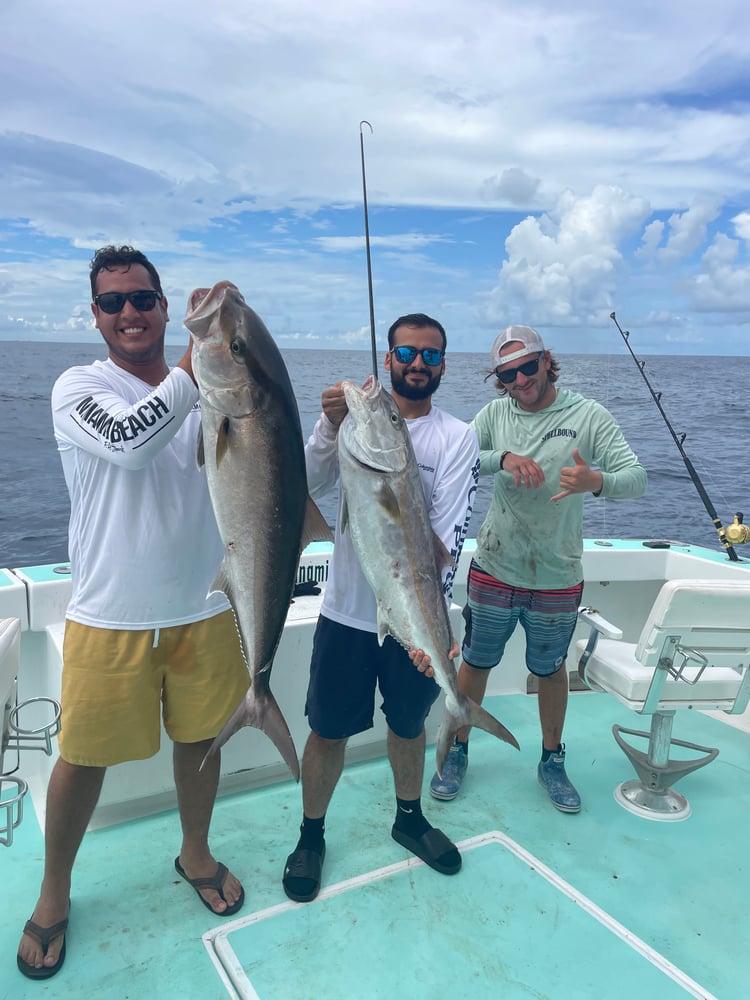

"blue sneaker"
[537,744,581,813]
[430,743,468,800]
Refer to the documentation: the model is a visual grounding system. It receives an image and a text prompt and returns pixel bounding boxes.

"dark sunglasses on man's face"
[94,290,162,314]
[495,352,543,384]
[390,345,444,366]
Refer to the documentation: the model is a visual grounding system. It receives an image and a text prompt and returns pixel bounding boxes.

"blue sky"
[1,0,749,355]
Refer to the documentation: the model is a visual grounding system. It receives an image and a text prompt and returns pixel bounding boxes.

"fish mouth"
[185,281,242,336]
[345,374,380,399]
[188,287,212,313]
[342,375,382,408]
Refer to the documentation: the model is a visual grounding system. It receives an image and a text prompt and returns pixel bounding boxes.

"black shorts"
[305,616,441,740]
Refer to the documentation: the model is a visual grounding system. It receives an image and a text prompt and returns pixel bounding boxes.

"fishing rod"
[610,311,747,561]
[359,120,378,380]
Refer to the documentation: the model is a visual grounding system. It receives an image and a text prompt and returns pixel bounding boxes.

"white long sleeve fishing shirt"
[52,359,229,628]
[305,404,479,633]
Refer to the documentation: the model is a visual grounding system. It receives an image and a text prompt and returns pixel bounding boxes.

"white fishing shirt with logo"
[305,405,479,634]
[52,359,230,629]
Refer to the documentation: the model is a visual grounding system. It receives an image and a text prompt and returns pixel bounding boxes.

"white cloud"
[480,168,541,206]
[691,234,750,312]
[733,211,750,241]
[657,201,722,262]
[316,234,451,253]
[483,185,650,327]
[638,220,665,259]
[1,1,750,351]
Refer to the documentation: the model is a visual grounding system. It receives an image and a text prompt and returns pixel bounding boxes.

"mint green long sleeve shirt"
[472,388,647,589]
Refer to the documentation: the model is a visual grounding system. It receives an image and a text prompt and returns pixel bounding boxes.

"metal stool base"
[614,779,691,822]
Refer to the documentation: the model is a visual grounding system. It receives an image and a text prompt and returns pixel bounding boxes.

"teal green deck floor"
[2,692,748,1000]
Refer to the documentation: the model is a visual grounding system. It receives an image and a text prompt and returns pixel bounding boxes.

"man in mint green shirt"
[430,326,647,811]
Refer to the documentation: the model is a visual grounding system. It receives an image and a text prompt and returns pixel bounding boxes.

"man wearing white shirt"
[282,314,479,903]
[17,246,249,980]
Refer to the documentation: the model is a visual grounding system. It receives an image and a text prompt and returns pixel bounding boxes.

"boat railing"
[1,539,749,834]
[1,616,61,847]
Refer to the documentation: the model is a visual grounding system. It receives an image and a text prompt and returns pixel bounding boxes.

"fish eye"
[230,339,244,359]
[390,412,399,424]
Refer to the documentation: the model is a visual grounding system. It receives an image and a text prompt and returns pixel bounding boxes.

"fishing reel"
[724,513,750,545]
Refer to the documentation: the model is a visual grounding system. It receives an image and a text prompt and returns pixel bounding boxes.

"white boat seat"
[576,579,750,822]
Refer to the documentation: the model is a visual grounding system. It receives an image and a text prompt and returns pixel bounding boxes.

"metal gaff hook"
[359,121,378,380]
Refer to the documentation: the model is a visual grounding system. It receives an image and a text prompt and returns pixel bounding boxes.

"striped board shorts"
[461,560,584,677]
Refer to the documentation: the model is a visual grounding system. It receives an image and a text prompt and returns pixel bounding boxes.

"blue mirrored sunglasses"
[495,352,543,384]
[390,345,444,366]
[94,290,162,314]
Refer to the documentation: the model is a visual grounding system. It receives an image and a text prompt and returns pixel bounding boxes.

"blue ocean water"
[1,340,748,568]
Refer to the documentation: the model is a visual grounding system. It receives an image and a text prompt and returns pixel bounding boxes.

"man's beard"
[389,367,442,400]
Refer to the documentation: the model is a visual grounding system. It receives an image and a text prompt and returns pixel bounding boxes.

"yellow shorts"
[58,610,250,767]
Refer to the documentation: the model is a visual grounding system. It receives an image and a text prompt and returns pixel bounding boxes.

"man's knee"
[535,658,569,682]
[307,730,349,749]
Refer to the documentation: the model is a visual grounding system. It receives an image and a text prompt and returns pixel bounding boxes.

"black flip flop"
[391,825,462,875]
[17,911,69,980]
[174,857,245,916]
[282,843,326,902]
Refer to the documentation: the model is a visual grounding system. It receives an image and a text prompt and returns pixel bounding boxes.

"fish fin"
[261,690,301,781]
[375,610,404,648]
[435,712,457,779]
[215,417,231,468]
[375,611,393,647]
[196,424,205,468]
[432,531,454,573]
[434,695,519,778]
[208,560,234,602]
[201,685,300,782]
[207,599,250,675]
[376,480,401,518]
[340,494,349,534]
[462,693,520,751]
[300,495,334,549]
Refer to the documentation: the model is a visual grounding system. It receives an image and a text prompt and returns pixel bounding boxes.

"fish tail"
[434,713,457,780]
[199,686,301,782]
[199,694,250,771]
[463,694,520,751]
[260,689,301,782]
[434,695,520,779]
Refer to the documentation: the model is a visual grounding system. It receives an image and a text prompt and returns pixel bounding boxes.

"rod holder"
[0,776,28,847]
[7,696,61,757]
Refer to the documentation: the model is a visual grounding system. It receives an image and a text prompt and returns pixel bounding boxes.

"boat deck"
[2,689,748,1000]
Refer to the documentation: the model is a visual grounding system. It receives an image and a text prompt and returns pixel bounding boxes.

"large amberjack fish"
[185,281,332,781]
[337,376,519,777]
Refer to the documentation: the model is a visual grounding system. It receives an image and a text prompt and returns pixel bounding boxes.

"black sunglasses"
[494,352,543,384]
[94,290,162,314]
[390,345,444,366]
